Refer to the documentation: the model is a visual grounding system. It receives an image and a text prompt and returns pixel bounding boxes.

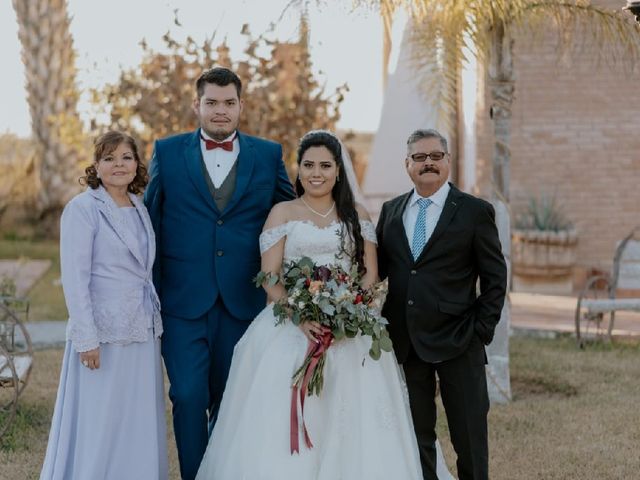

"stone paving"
[18,321,67,349]
[0,259,52,297]
[17,292,639,349]
[0,256,637,349]
[510,292,640,338]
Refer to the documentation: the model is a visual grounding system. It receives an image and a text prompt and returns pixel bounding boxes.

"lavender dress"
[40,189,168,480]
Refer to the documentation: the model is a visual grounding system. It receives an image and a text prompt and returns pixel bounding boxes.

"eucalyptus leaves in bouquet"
[254,256,392,396]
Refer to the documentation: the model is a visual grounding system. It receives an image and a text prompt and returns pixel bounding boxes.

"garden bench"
[0,297,33,438]
[575,227,640,346]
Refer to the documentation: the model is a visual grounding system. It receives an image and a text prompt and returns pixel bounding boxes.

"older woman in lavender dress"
[40,131,168,480]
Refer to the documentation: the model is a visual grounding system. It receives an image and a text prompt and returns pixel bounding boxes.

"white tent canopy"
[361,27,444,220]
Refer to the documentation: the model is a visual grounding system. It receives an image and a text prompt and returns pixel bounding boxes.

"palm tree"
[361,0,640,401]
[13,0,84,230]
[372,0,638,201]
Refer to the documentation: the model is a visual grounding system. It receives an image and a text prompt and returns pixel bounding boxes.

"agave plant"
[515,193,574,232]
[344,0,639,403]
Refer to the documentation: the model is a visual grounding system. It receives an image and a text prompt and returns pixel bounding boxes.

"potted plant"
[511,194,578,294]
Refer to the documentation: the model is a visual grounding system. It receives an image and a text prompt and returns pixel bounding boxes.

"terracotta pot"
[511,228,578,294]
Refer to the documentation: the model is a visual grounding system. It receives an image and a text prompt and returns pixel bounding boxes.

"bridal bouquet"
[255,256,393,453]
[255,256,392,395]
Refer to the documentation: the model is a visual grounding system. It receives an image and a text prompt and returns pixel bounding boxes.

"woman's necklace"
[301,196,335,218]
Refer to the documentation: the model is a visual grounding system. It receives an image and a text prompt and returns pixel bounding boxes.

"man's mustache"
[419,166,439,175]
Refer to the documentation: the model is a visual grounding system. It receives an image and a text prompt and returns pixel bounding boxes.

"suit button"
[408,300,414,306]
[217,250,224,257]
[217,219,224,226]
[410,270,417,275]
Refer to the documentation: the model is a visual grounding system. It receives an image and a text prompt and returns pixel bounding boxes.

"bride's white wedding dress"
[196,219,452,480]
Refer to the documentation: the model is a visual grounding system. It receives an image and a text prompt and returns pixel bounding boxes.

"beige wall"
[474,5,640,288]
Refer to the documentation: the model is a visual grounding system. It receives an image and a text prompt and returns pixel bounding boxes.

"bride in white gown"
[196,131,452,480]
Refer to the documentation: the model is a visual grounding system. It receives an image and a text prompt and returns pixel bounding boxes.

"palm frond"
[406,19,457,130]
[519,1,640,67]
[357,0,639,126]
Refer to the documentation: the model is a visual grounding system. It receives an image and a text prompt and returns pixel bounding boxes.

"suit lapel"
[389,191,414,263]
[91,187,146,268]
[222,131,255,214]
[184,129,219,213]
[415,185,463,263]
[130,193,155,273]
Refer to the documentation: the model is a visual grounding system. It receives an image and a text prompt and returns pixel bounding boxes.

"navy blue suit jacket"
[144,129,295,321]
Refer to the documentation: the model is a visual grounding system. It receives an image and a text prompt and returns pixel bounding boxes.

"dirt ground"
[1,336,639,480]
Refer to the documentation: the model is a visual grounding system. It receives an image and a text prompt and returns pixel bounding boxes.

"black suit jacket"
[376,184,507,363]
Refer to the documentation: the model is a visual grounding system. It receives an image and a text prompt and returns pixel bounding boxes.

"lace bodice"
[260,220,377,270]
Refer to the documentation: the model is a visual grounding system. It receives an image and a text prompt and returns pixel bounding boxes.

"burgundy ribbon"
[290,331,333,454]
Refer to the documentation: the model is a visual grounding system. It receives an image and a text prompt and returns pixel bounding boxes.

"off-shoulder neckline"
[262,219,374,233]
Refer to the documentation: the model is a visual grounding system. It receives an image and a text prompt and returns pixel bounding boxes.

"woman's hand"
[299,322,330,343]
[80,348,100,370]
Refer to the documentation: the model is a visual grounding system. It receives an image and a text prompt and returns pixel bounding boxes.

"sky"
[0,0,407,137]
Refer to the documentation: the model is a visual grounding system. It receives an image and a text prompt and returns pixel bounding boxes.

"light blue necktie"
[411,198,433,260]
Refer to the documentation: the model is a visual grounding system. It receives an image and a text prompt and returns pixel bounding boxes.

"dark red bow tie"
[201,133,235,151]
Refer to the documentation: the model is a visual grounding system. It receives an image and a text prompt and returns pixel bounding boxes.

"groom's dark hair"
[196,67,242,99]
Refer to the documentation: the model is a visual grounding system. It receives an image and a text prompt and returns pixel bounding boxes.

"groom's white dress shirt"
[403,181,450,247]
[200,130,240,188]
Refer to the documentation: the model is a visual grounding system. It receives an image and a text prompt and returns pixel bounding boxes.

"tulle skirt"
[196,304,424,480]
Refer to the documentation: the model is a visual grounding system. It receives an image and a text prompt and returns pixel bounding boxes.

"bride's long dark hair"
[295,131,366,275]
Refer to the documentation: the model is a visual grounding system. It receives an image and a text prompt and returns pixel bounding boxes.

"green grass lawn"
[0,238,67,321]
[1,336,639,479]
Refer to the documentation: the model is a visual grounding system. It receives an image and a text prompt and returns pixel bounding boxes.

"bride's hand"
[299,321,325,343]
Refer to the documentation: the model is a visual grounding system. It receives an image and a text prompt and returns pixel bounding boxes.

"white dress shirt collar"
[409,181,451,208]
[199,129,240,189]
[403,182,451,258]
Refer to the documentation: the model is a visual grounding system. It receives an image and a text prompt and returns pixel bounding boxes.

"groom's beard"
[202,118,238,141]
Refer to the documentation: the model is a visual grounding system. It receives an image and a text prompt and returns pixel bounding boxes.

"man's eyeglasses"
[408,151,447,162]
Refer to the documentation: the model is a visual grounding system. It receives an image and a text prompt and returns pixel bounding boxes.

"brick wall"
[473,1,640,288]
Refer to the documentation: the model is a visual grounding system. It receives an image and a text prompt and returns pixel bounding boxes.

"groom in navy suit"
[145,67,295,479]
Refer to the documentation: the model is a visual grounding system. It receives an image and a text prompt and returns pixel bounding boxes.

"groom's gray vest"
[200,155,238,212]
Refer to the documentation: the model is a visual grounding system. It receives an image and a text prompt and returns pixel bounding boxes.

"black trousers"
[403,335,490,480]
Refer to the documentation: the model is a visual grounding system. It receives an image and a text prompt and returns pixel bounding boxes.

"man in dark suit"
[376,129,507,480]
[144,67,295,480]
